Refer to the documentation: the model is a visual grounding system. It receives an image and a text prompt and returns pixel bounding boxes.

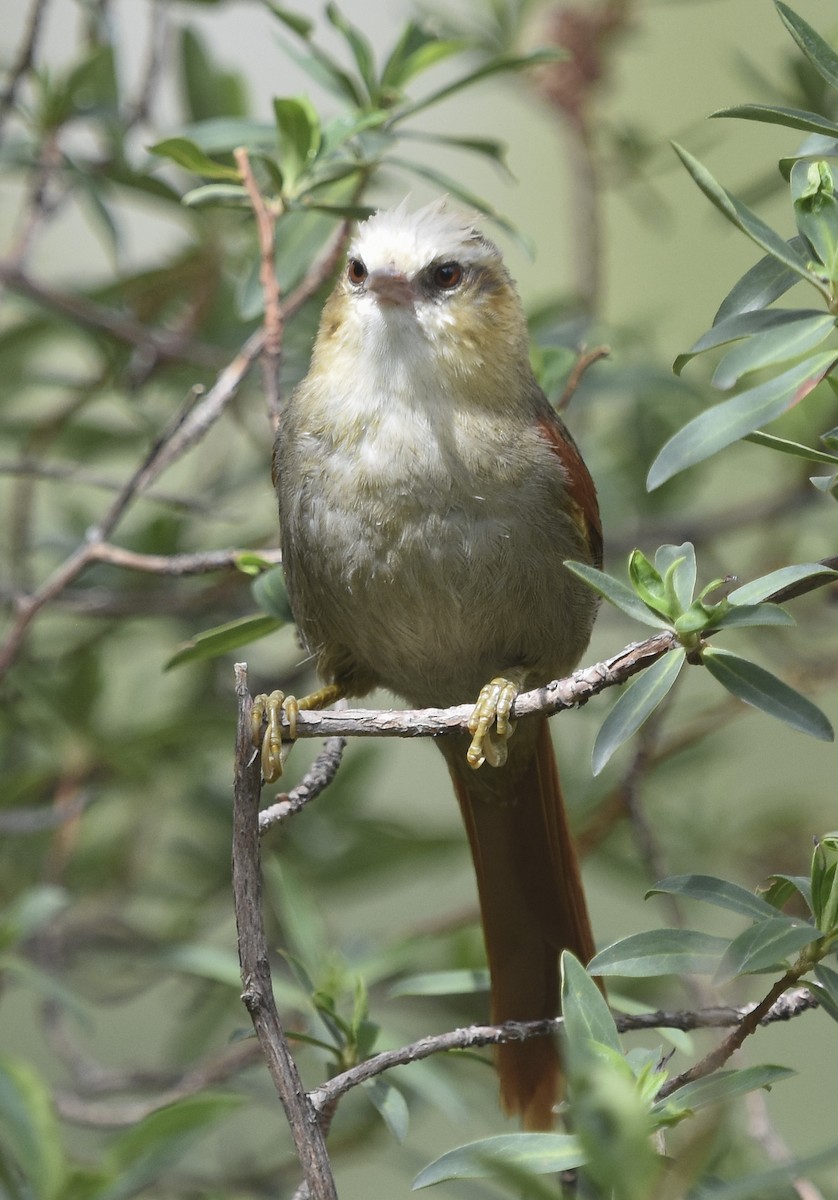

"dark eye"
[347,257,368,285]
[432,261,463,290]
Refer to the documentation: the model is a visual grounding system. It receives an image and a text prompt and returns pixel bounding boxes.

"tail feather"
[443,717,596,1130]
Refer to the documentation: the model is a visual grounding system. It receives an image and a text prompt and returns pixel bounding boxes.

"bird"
[255,197,602,1130]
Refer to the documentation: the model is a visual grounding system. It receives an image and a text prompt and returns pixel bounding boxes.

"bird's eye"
[432,262,463,290]
[347,257,368,286]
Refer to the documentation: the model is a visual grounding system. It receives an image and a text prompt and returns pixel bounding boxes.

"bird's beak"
[366,267,414,308]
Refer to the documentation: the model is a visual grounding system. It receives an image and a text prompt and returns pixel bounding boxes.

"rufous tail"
[443,716,597,1130]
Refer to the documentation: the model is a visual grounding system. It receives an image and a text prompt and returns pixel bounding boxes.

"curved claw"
[467,677,519,770]
[251,683,346,784]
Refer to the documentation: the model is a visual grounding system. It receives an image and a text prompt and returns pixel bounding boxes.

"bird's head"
[311,199,533,400]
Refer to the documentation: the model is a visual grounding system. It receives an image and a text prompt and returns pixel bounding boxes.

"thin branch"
[308,988,818,1113]
[260,731,348,832]
[0,264,227,370]
[235,147,284,431]
[556,344,610,412]
[0,0,50,140]
[89,543,282,576]
[232,665,337,1200]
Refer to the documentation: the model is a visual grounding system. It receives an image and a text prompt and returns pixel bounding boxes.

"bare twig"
[308,988,818,1113]
[232,665,337,1200]
[260,731,348,832]
[89,543,282,576]
[0,0,50,139]
[235,147,284,430]
[556,344,610,412]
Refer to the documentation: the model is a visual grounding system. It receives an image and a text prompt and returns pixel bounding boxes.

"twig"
[232,665,337,1200]
[556,345,610,412]
[307,988,818,1113]
[260,731,348,832]
[0,264,226,370]
[656,970,806,1100]
[235,147,284,431]
[0,0,50,140]
[89,543,282,576]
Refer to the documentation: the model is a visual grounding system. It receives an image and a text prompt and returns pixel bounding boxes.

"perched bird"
[257,198,602,1130]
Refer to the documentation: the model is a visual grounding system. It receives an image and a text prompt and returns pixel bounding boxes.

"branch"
[260,730,348,832]
[307,988,818,1113]
[232,665,337,1200]
[235,147,284,430]
[0,0,50,140]
[89,543,282,577]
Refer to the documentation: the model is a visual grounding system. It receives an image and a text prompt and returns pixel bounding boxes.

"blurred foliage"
[1,0,838,1197]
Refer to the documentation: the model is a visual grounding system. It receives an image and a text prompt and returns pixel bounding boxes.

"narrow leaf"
[709,602,795,630]
[365,1079,409,1143]
[389,970,489,998]
[693,1143,838,1200]
[591,649,686,775]
[745,430,838,465]
[813,963,838,1023]
[714,916,820,984]
[674,308,827,375]
[703,648,834,740]
[561,953,621,1054]
[775,2,838,91]
[400,48,564,120]
[564,561,671,628]
[182,183,250,207]
[648,352,838,488]
[714,239,809,324]
[413,1133,585,1188]
[326,3,376,98]
[762,873,814,914]
[655,1064,794,1116]
[727,561,838,604]
[672,142,819,284]
[148,136,241,180]
[655,542,696,610]
[711,103,838,139]
[647,875,778,920]
[711,314,835,389]
[165,614,282,669]
[588,929,730,978]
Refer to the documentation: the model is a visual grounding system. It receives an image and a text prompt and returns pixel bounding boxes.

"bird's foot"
[467,676,520,769]
[251,683,344,782]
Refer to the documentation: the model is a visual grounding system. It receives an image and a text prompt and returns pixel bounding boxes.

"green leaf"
[379,24,464,92]
[182,183,250,207]
[702,647,834,741]
[745,429,838,465]
[588,929,730,978]
[775,2,838,92]
[561,952,621,1055]
[0,1057,65,1200]
[812,963,838,1022]
[762,873,814,914]
[655,1064,794,1117]
[273,96,321,190]
[251,566,293,622]
[709,602,795,630]
[365,1079,409,1143]
[711,103,838,139]
[412,1133,585,1189]
[147,136,241,180]
[727,561,838,604]
[628,549,669,616]
[262,2,313,39]
[564,561,670,628]
[711,314,835,389]
[714,239,809,325]
[655,542,696,611]
[165,614,282,669]
[388,969,489,998]
[714,916,820,984]
[672,142,821,287]
[326,4,377,99]
[179,27,247,123]
[591,649,686,775]
[648,352,838,488]
[162,944,242,988]
[400,47,565,121]
[674,308,827,375]
[647,875,778,921]
[381,156,525,248]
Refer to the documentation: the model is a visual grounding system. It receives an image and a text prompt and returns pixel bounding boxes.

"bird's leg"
[251,683,345,783]
[467,671,526,769]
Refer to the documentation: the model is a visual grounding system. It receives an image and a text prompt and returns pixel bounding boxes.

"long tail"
[442,716,597,1130]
